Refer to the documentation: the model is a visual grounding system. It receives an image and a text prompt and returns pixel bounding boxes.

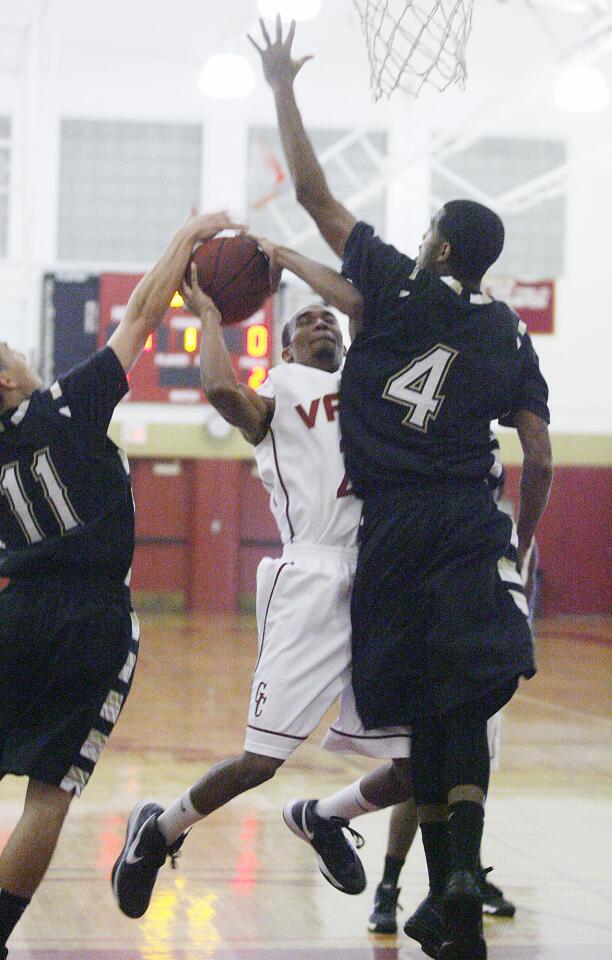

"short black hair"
[281,317,296,349]
[438,200,505,283]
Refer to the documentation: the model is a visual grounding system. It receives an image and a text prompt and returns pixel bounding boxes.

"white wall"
[1,0,611,433]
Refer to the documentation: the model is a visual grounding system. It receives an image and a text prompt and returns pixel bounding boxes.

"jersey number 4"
[382,344,458,432]
[0,447,81,544]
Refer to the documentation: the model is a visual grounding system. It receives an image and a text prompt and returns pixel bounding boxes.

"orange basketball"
[187,234,271,325]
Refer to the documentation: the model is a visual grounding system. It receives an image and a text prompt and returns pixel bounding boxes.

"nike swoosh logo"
[124,816,151,865]
[301,808,314,841]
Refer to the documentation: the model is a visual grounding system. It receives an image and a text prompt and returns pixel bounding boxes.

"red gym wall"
[129,458,611,617]
[129,459,281,614]
[502,465,611,615]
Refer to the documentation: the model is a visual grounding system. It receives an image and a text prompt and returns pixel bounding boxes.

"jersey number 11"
[0,447,81,544]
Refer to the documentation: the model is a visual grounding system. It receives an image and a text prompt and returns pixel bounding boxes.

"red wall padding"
[124,459,611,616]
[503,466,612,615]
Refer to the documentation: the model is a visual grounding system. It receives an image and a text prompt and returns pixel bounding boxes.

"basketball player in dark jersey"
[0,210,241,957]
[367,457,530,937]
[252,18,553,960]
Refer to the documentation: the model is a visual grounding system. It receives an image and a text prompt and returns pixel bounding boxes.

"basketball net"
[351,0,475,100]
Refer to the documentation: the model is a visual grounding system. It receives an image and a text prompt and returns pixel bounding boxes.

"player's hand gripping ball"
[186,234,272,325]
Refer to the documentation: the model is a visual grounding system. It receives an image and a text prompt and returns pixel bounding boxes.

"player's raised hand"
[182,262,222,321]
[254,236,283,292]
[183,210,247,243]
[248,15,313,90]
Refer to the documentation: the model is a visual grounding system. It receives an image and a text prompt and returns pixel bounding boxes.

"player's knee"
[239,751,284,786]
[24,778,73,825]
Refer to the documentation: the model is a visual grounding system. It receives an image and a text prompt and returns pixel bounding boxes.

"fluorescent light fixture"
[554,65,610,112]
[257,0,322,22]
[198,55,255,99]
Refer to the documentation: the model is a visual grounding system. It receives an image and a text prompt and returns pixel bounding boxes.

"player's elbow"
[523,451,554,490]
[203,381,235,405]
[204,383,242,420]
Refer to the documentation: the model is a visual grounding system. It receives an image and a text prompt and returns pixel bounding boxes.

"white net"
[351,0,475,100]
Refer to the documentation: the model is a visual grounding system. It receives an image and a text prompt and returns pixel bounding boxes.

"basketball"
[187,234,271,325]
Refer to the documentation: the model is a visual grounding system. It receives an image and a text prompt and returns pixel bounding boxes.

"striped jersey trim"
[10,400,30,426]
[59,610,140,796]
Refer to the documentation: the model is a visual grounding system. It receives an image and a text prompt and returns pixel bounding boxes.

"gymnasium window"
[0,116,10,258]
[247,127,387,269]
[431,137,566,278]
[57,120,202,263]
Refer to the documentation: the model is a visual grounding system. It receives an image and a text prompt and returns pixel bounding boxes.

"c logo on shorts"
[254,681,267,717]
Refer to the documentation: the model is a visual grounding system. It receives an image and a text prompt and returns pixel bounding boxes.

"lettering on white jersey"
[254,366,361,548]
[295,392,340,429]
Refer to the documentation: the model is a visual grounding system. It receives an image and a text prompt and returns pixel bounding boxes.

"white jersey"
[254,363,361,548]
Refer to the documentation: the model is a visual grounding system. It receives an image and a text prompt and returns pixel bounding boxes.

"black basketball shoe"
[477,866,516,917]
[403,889,446,958]
[283,798,366,894]
[368,882,402,933]
[111,800,186,918]
[439,870,487,960]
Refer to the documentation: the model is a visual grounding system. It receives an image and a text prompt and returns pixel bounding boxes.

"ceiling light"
[554,65,610,112]
[198,55,255,99]
[257,0,322,22]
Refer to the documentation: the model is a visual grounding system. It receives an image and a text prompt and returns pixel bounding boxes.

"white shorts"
[244,543,411,761]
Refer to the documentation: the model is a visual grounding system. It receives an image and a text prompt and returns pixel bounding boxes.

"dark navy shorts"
[0,575,139,795]
[351,481,535,727]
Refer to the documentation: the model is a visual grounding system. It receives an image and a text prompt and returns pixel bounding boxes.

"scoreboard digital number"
[98,273,273,403]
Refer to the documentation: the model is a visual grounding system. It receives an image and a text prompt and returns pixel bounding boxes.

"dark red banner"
[484,278,555,334]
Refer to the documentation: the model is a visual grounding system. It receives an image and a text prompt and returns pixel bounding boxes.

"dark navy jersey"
[340,221,550,497]
[0,347,134,581]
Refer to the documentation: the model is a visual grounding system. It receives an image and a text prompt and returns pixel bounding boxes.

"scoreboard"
[98,273,273,403]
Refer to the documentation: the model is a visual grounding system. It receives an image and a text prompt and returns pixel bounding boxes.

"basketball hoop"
[351,0,475,100]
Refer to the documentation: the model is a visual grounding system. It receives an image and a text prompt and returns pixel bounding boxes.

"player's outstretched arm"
[183,264,273,445]
[514,409,553,572]
[108,211,245,373]
[249,16,356,258]
[257,238,364,339]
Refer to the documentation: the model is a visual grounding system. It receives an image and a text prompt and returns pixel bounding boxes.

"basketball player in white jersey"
[112,242,414,921]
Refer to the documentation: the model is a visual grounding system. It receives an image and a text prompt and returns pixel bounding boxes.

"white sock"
[314,779,381,822]
[157,790,202,845]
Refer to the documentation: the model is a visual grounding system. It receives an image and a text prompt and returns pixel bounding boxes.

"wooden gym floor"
[2,613,611,959]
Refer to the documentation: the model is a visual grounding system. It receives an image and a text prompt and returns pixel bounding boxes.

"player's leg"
[368,799,418,933]
[156,750,285,843]
[114,549,364,912]
[476,711,516,918]
[112,749,285,919]
[438,681,518,960]
[405,710,490,960]
[284,681,413,896]
[0,778,72,954]
[0,582,137,954]
[284,760,412,897]
[403,715,450,958]
[312,757,412,823]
